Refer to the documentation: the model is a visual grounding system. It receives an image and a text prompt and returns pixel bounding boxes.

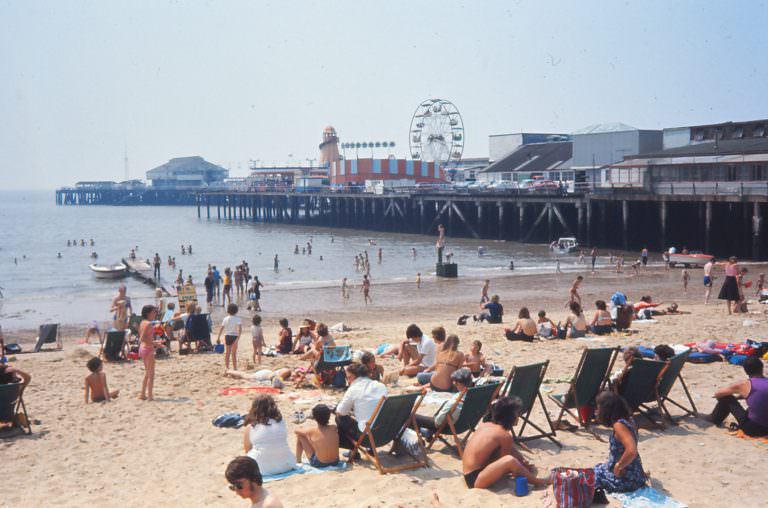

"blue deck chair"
[315,345,352,387]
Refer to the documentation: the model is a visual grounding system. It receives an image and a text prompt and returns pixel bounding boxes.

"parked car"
[530,179,559,191]
[488,181,518,191]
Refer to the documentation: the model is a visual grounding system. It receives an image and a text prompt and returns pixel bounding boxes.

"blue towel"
[262,461,348,483]
[376,344,391,355]
[610,486,687,508]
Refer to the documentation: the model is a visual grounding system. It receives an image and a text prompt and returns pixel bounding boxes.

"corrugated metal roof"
[480,142,572,174]
[628,138,768,159]
[571,123,638,135]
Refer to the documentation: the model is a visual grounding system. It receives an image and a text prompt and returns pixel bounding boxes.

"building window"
[501,173,511,181]
[693,129,704,141]
[549,171,560,181]
[733,127,744,139]
[755,125,766,137]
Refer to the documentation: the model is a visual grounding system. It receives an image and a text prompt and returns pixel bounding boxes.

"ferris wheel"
[409,98,464,165]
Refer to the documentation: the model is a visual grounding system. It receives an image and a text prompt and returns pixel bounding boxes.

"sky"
[1,0,767,189]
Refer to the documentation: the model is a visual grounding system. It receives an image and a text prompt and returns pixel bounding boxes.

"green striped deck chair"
[639,349,697,425]
[501,360,561,447]
[548,347,619,440]
[350,391,428,474]
[616,358,668,429]
[0,381,31,436]
[426,381,501,458]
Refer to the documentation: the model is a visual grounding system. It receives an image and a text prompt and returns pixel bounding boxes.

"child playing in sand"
[251,315,265,365]
[480,279,490,303]
[83,320,102,345]
[294,404,340,467]
[464,340,488,377]
[682,269,690,293]
[217,303,242,371]
[84,356,119,403]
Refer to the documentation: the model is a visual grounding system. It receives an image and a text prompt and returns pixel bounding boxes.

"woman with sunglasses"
[225,456,283,508]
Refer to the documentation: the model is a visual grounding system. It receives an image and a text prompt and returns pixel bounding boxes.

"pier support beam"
[621,200,629,250]
[585,199,592,246]
[705,201,712,253]
[659,201,667,251]
[497,202,504,240]
[754,202,762,260]
[577,202,584,241]
[517,204,525,242]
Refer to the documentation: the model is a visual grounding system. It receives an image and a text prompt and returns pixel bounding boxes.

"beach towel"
[219,386,281,396]
[262,461,348,483]
[609,486,687,508]
[730,429,768,450]
[687,352,720,364]
[376,344,391,355]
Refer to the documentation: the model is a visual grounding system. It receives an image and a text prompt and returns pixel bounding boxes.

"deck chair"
[349,391,428,474]
[426,381,501,458]
[315,345,352,387]
[548,347,620,440]
[501,361,561,447]
[128,315,143,340]
[0,381,31,436]
[184,313,212,353]
[616,358,668,429]
[33,323,61,352]
[638,350,697,425]
[100,330,127,362]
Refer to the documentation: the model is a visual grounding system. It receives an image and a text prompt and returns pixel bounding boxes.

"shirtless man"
[703,257,715,304]
[110,285,132,331]
[294,404,340,467]
[480,279,490,304]
[568,275,583,306]
[84,357,119,403]
[464,340,488,377]
[462,396,551,490]
[361,275,372,304]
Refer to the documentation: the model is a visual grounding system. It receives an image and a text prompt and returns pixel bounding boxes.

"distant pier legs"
[621,200,629,250]
[659,200,667,251]
[754,202,762,260]
[705,201,712,253]
[517,203,524,242]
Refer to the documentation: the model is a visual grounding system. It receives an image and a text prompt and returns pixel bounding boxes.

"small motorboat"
[668,252,713,268]
[554,237,579,254]
[89,262,128,279]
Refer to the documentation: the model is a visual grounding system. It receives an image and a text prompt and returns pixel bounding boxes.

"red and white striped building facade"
[329,157,445,186]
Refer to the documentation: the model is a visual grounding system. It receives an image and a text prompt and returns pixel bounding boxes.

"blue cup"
[515,476,529,496]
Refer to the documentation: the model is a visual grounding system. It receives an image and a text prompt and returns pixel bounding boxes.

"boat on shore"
[668,252,713,268]
[89,262,128,279]
[552,237,579,254]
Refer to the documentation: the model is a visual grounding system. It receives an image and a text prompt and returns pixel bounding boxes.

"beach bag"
[615,306,633,331]
[4,343,21,354]
[331,368,347,388]
[728,354,748,366]
[550,467,595,508]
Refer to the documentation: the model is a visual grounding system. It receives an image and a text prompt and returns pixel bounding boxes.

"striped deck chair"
[425,381,502,458]
[501,360,561,447]
[616,358,668,429]
[548,347,619,440]
[0,381,31,436]
[639,349,697,425]
[349,391,428,474]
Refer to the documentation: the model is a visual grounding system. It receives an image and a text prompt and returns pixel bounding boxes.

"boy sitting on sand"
[84,357,119,403]
[294,404,340,468]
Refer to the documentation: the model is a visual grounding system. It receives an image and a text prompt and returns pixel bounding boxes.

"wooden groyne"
[122,258,173,296]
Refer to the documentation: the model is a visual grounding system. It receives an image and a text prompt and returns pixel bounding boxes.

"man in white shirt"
[335,363,388,454]
[398,324,437,377]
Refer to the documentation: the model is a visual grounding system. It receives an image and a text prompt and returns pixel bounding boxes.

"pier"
[196,188,768,260]
[56,187,197,206]
[122,258,173,296]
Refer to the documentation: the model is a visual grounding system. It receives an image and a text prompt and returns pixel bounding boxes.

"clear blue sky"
[1,0,766,189]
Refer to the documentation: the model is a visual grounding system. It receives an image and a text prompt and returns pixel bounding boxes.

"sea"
[0,190,605,330]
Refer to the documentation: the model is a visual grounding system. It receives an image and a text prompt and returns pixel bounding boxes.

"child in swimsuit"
[464,340,488,377]
[138,305,159,401]
[84,356,119,403]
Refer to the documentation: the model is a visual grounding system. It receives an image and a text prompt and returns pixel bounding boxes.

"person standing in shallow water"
[273,254,279,271]
[361,274,372,304]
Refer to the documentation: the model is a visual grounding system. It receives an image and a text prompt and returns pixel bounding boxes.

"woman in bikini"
[138,305,159,401]
[589,300,614,335]
[420,334,464,392]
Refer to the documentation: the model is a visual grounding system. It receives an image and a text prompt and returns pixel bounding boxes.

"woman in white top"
[242,394,297,476]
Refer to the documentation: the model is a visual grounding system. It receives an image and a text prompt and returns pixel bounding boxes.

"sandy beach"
[3,266,768,508]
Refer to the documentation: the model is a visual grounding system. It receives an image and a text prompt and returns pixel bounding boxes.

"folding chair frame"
[549,346,620,441]
[0,383,32,437]
[348,392,429,474]
[425,382,502,458]
[502,360,562,448]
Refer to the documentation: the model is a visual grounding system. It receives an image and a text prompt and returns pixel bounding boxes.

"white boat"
[555,237,579,254]
[89,262,128,279]
[668,252,713,268]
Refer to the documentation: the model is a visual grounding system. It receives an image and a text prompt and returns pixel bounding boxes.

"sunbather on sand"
[84,357,119,403]
[461,396,550,490]
[294,404,339,467]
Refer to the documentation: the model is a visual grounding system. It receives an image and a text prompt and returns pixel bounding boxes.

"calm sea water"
[0,190,598,330]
